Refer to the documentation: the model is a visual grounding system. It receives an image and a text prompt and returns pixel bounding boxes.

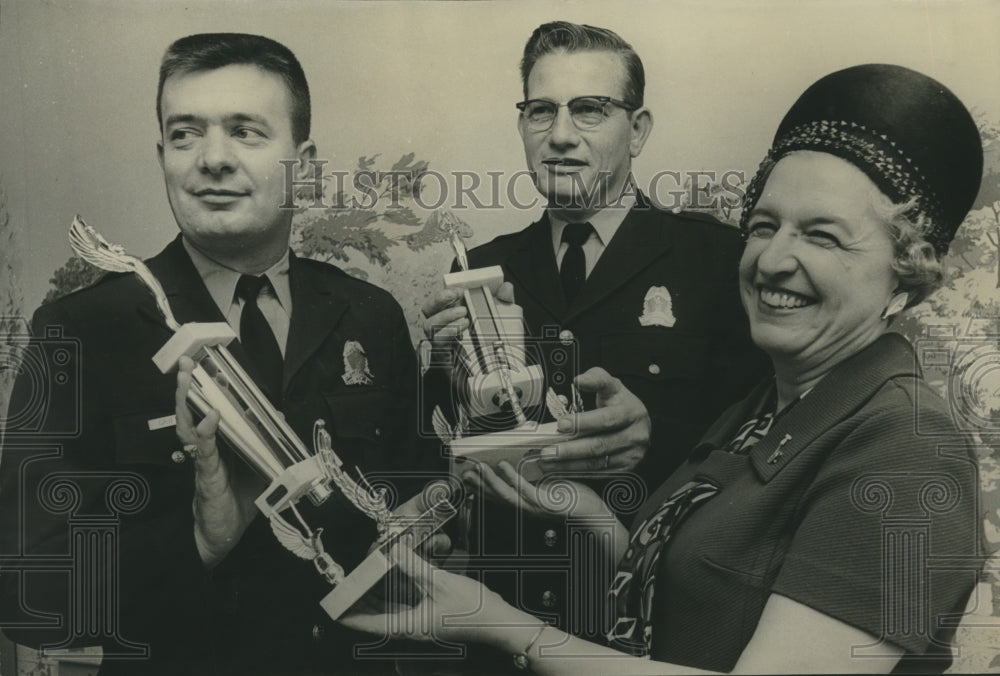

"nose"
[546,105,581,148]
[753,228,800,278]
[197,129,236,175]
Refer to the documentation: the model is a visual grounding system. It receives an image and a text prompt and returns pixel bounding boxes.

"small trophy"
[69,217,455,619]
[433,212,574,482]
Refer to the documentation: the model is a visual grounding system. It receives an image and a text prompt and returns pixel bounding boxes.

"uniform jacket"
[0,236,427,675]
[637,333,982,673]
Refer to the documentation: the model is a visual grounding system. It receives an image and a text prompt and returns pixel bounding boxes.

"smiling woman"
[740,151,902,395]
[341,63,987,675]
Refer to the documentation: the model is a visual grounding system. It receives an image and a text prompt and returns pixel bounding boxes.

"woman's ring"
[183,443,198,457]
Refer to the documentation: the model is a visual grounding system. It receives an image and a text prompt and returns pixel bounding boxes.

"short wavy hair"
[871,192,944,308]
[520,21,644,108]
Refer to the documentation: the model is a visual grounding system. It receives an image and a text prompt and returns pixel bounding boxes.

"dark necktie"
[560,222,594,304]
[235,274,283,403]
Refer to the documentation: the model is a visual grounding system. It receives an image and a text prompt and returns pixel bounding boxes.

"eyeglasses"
[515,96,637,132]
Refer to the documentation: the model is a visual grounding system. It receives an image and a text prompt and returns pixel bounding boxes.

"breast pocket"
[322,387,394,469]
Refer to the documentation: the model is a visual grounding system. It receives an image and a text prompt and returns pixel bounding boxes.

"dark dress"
[612,334,983,673]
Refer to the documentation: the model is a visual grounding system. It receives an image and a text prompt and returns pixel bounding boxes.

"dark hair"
[157,33,311,144]
[520,21,645,107]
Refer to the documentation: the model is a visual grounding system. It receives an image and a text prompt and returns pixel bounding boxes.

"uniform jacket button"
[311,624,326,641]
[558,330,574,345]
[170,450,187,464]
[543,529,558,548]
[647,363,661,375]
[541,590,557,608]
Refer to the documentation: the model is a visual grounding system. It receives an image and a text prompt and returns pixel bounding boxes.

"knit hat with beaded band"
[740,63,983,256]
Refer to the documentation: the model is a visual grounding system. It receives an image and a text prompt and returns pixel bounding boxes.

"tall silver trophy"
[69,216,454,620]
[433,213,575,482]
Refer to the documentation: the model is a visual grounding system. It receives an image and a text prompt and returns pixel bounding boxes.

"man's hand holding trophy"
[426,212,579,483]
[68,216,455,620]
[423,212,652,520]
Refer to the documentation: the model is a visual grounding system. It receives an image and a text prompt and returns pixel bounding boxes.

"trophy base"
[320,547,392,620]
[448,421,567,482]
[320,500,458,620]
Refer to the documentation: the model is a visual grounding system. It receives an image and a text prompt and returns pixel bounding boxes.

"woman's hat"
[741,64,983,255]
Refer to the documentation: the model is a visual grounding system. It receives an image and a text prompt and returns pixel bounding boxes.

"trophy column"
[434,217,570,479]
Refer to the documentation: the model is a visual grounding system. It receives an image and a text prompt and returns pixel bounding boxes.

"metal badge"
[638,286,676,328]
[341,340,374,386]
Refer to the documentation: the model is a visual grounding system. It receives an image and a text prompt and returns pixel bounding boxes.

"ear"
[156,141,164,171]
[516,113,527,142]
[295,139,318,180]
[628,107,653,158]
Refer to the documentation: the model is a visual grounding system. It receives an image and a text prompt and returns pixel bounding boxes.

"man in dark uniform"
[0,33,426,675]
[421,21,768,652]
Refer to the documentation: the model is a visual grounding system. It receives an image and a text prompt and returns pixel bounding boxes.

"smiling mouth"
[758,285,816,309]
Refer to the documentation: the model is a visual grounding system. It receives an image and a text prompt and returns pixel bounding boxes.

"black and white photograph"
[1,1,998,674]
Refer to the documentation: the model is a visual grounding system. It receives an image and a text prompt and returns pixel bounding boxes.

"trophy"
[69,216,455,619]
[432,213,577,482]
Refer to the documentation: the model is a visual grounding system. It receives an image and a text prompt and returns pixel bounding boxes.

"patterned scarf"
[606,395,788,654]
[606,480,720,655]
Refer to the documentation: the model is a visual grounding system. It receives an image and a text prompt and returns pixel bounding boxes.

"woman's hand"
[340,535,525,647]
[175,355,260,567]
[341,539,665,676]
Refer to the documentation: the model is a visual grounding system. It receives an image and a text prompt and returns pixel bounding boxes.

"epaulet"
[40,269,131,307]
[679,214,748,249]
[295,255,396,299]
[469,229,523,250]
[666,209,739,231]
[296,254,351,277]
